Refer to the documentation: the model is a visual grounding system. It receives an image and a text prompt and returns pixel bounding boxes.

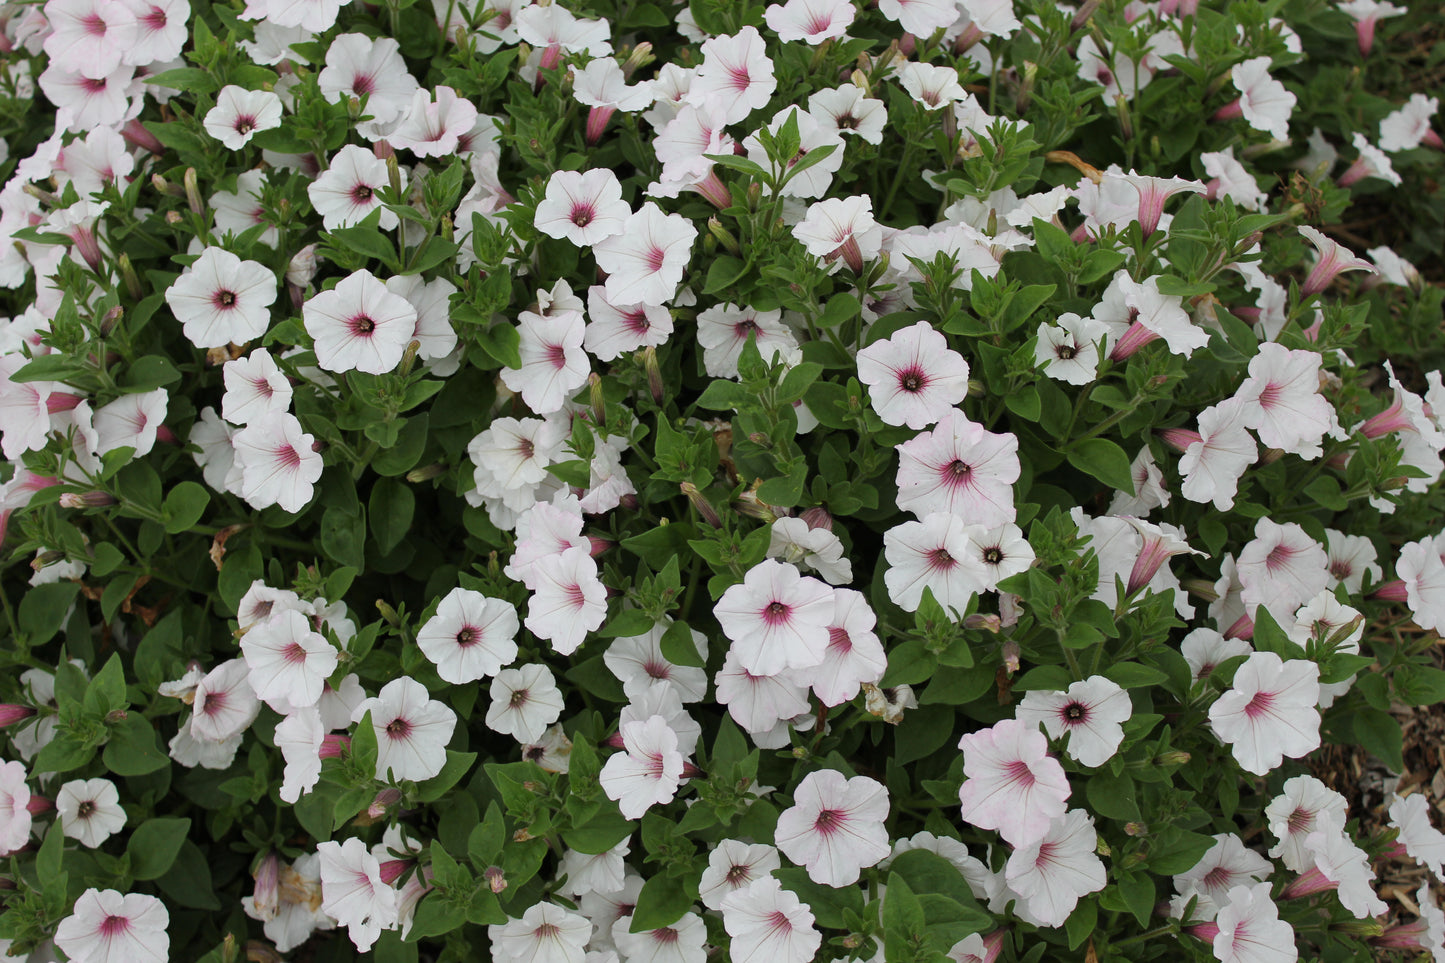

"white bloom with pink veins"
[1035,313,1111,386]
[896,409,1019,523]
[417,588,518,684]
[242,0,351,31]
[317,34,418,130]
[1210,882,1297,963]
[0,760,31,855]
[1230,57,1295,142]
[700,840,782,911]
[775,770,890,886]
[766,517,852,585]
[883,512,988,616]
[792,195,882,274]
[308,145,401,230]
[1266,775,1348,873]
[715,650,810,735]
[1236,518,1330,623]
[222,351,292,426]
[355,677,457,782]
[763,0,855,44]
[39,63,140,134]
[800,587,885,706]
[605,621,709,704]
[858,320,971,430]
[1201,147,1269,211]
[715,559,835,676]
[535,169,631,247]
[744,106,846,199]
[1209,651,1321,776]
[203,85,282,150]
[600,715,685,819]
[958,718,1070,846]
[241,608,339,708]
[166,246,277,349]
[695,303,799,379]
[190,658,262,743]
[1397,534,1445,632]
[720,877,822,963]
[304,269,419,375]
[318,838,399,952]
[1380,93,1440,152]
[93,389,167,458]
[1175,398,1258,511]
[42,0,138,80]
[1325,529,1381,593]
[1388,793,1445,882]
[387,86,478,158]
[584,286,673,361]
[489,902,590,963]
[1006,809,1107,927]
[1016,675,1132,768]
[525,546,607,656]
[1173,834,1273,913]
[593,201,696,306]
[500,309,589,415]
[808,83,887,145]
[687,26,776,124]
[232,412,323,514]
[55,888,169,963]
[1094,271,1208,360]
[487,664,564,744]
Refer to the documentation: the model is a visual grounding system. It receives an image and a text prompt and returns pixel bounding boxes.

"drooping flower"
[1298,226,1376,296]
[1388,793,1445,882]
[1379,93,1441,153]
[792,196,882,274]
[1222,58,1295,142]
[957,718,1071,846]
[774,770,890,887]
[317,837,400,953]
[355,678,458,782]
[1208,651,1321,776]
[54,889,170,963]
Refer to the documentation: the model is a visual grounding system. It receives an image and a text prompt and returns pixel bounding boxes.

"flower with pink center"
[715,559,835,676]
[304,269,418,375]
[355,677,457,782]
[1380,93,1441,153]
[775,769,890,886]
[1116,170,1206,238]
[583,286,673,362]
[605,621,708,704]
[1338,132,1401,187]
[957,718,1071,846]
[1035,313,1110,386]
[203,85,282,150]
[116,0,187,66]
[599,714,685,819]
[763,0,855,44]
[884,512,989,616]
[1266,775,1348,873]
[222,350,292,426]
[808,83,887,145]
[308,145,401,230]
[1325,529,1381,593]
[611,912,707,963]
[317,837,400,952]
[56,777,125,848]
[1195,882,1296,963]
[54,888,169,963]
[1174,835,1273,915]
[1168,398,1259,511]
[695,302,800,379]
[487,664,565,744]
[1388,792,1445,882]
[571,57,654,143]
[792,195,882,274]
[1016,676,1132,768]
[877,0,960,36]
[1208,651,1321,776]
[1236,518,1330,624]
[857,320,970,430]
[489,902,590,963]
[39,63,139,134]
[417,587,518,684]
[1393,534,1445,633]
[720,876,822,963]
[43,0,138,80]
[166,246,277,349]
[899,62,967,111]
[500,308,589,415]
[1286,811,1386,918]
[535,169,631,247]
[388,86,478,158]
[700,840,782,911]
[1338,0,1406,55]
[792,587,886,707]
[686,26,776,125]
[524,545,608,656]
[593,201,696,307]
[241,608,339,708]
[231,412,323,514]
[514,3,611,68]
[1094,271,1208,361]
[1298,226,1376,296]
[1005,809,1107,927]
[1202,147,1269,211]
[93,389,168,458]
[895,409,1020,524]
[743,106,846,199]
[317,34,418,131]
[715,650,810,736]
[190,658,261,743]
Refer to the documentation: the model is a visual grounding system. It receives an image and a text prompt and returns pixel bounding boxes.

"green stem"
[0,580,20,640]
[1112,924,1177,948]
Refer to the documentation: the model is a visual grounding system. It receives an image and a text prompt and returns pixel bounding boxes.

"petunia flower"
[355,678,457,782]
[317,837,400,952]
[883,512,988,616]
[222,351,292,426]
[487,664,565,744]
[774,769,890,887]
[534,169,630,248]
[1174,835,1273,916]
[1218,58,1295,142]
[700,840,782,911]
[54,889,169,963]
[1208,651,1321,776]
[500,309,589,415]
[417,588,519,684]
[190,659,261,743]
[763,0,855,44]
[1005,809,1107,927]
[766,517,852,585]
[317,33,418,131]
[686,26,775,124]
[593,201,696,306]
[241,608,339,709]
[231,412,323,514]
[896,409,1020,525]
[1286,811,1386,918]
[877,0,959,36]
[957,718,1071,846]
[792,195,882,274]
[604,621,709,705]
[857,320,971,430]
[584,286,673,362]
[524,546,608,656]
[798,588,885,707]
[1016,676,1132,767]
[1388,793,1445,883]
[308,145,401,230]
[1236,518,1331,624]
[1298,226,1375,296]
[204,85,282,149]
[1267,775,1349,873]
[1338,132,1401,187]
[1170,398,1259,512]
[570,57,654,143]
[93,389,168,458]
[1379,93,1441,153]
[720,877,822,963]
[599,715,685,819]
[166,246,277,349]
[695,303,799,379]
[488,902,590,963]
[715,650,810,736]
[715,559,835,676]
[56,778,126,848]
[43,0,138,80]
[387,86,478,158]
[1337,0,1407,55]
[742,106,846,199]
[0,761,32,855]
[808,83,887,145]
[1035,313,1110,386]
[304,270,419,375]
[1199,882,1296,963]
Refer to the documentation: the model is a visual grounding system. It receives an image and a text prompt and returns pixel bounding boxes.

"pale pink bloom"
[1325,529,1380,593]
[763,0,854,44]
[191,658,261,743]
[0,761,31,854]
[1117,171,1206,238]
[1237,518,1330,623]
[604,621,708,704]
[721,877,821,963]
[969,523,1035,592]
[571,58,653,143]
[119,0,189,67]
[808,83,887,145]
[899,62,967,111]
[166,246,277,348]
[611,912,706,963]
[54,888,169,963]
[524,546,607,656]
[700,840,782,911]
[304,269,418,375]
[231,412,323,514]
[1397,535,1445,632]
[743,106,845,199]
[222,351,292,426]
[1225,58,1295,142]
[204,85,282,149]
[487,664,564,744]
[775,770,889,887]
[56,777,125,848]
[1209,651,1321,776]
[792,195,882,274]
[1368,246,1424,289]
[535,169,630,247]
[1182,628,1252,683]
[504,495,588,589]
[1291,811,1386,918]
[957,718,1070,846]
[695,303,799,379]
[1206,883,1297,963]
[1006,809,1107,927]
[687,26,775,124]
[308,145,400,230]
[1174,398,1259,511]
[355,677,456,782]
[1109,447,1171,517]
[317,837,399,952]
[884,512,988,615]
[489,902,590,963]
[651,101,733,193]
[1380,94,1440,152]
[1035,313,1110,386]
[1095,272,1208,360]
[620,680,702,759]
[92,389,167,457]
[1374,881,1445,960]
[1338,132,1401,187]
[1175,835,1273,913]
[417,588,518,684]
[241,608,338,708]
[798,588,885,706]
[895,409,1019,524]
[1298,226,1375,296]
[715,559,835,676]
[599,715,685,819]
[1388,793,1445,882]
[1266,775,1348,873]
[39,63,139,133]
[584,286,673,362]
[500,309,589,414]
[241,0,350,31]
[1202,147,1269,211]
[388,86,478,157]
[1337,0,1406,55]
[1016,676,1132,767]
[318,34,418,130]
[593,202,696,306]
[858,320,970,430]
[514,3,611,66]
[0,367,82,459]
[878,0,959,36]
[274,706,325,803]
[43,0,138,80]
[557,837,629,899]
[1356,359,1444,493]
[715,650,810,735]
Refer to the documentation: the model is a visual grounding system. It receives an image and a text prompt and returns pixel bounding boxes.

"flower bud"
[319,734,350,758]
[183,168,204,216]
[406,463,448,483]
[621,41,654,80]
[643,346,664,404]
[251,852,281,921]
[286,244,320,289]
[485,866,508,893]
[1154,750,1191,766]
[375,600,400,627]
[386,154,403,198]
[58,491,118,509]
[99,305,123,337]
[378,859,411,885]
[1071,0,1102,30]
[1114,94,1133,140]
[707,216,742,257]
[118,253,143,301]
[0,705,36,727]
[367,788,403,819]
[800,506,832,531]
[680,482,722,529]
[588,372,606,425]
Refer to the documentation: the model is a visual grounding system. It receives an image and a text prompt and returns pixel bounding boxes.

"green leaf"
[156,840,220,910]
[882,874,927,960]
[817,293,861,329]
[1068,437,1135,493]
[1063,896,1098,950]
[562,807,634,855]
[35,731,93,774]
[37,823,65,889]
[320,504,366,569]
[19,582,80,645]
[630,872,695,931]
[659,619,705,668]
[103,714,170,776]
[597,609,654,639]
[85,654,127,716]
[1118,872,1155,927]
[325,222,401,270]
[1086,771,1140,821]
[475,321,522,369]
[773,868,864,929]
[368,478,416,555]
[415,752,476,803]
[121,356,182,392]
[1353,707,1405,772]
[468,803,507,867]
[162,481,211,534]
[127,817,191,880]
[703,255,750,296]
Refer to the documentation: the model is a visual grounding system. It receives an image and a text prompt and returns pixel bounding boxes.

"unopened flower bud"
[1015,61,1038,114]
[1114,94,1133,140]
[378,859,410,885]
[800,506,832,531]
[0,705,36,727]
[406,463,447,483]
[967,378,986,398]
[59,491,118,509]
[286,244,320,288]
[103,709,127,725]
[99,305,123,337]
[680,482,722,529]
[22,182,59,207]
[621,41,654,80]
[386,154,402,197]
[375,600,400,627]
[251,852,281,921]
[965,613,1002,633]
[707,216,742,257]
[319,734,350,758]
[118,253,143,301]
[1154,750,1190,766]
[367,788,403,819]
[220,933,239,963]
[25,795,52,814]
[32,550,65,570]
[485,866,508,893]
[643,346,664,404]
[1071,0,1102,30]
[746,182,762,212]
[183,168,204,216]
[588,372,606,424]
[1124,821,1148,837]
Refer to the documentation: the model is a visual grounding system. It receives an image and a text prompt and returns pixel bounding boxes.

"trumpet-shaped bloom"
[487,664,564,744]
[166,247,277,349]
[54,888,169,963]
[317,837,399,952]
[1016,676,1132,767]
[1210,883,1296,963]
[720,877,822,963]
[525,546,607,656]
[56,777,126,848]
[355,678,457,782]
[241,608,339,708]
[1266,775,1348,873]
[417,588,519,684]
[858,321,971,430]
[687,27,775,124]
[304,270,419,375]
[1208,651,1321,776]
[1236,519,1330,624]
[763,0,854,44]
[884,512,988,616]
[308,145,400,230]
[1176,398,1258,511]
[203,85,283,149]
[1388,792,1445,882]
[1005,809,1107,928]
[1233,344,1335,459]
[895,409,1019,524]
[700,840,782,911]
[534,169,630,247]
[775,770,890,886]
[695,303,799,379]
[222,350,292,426]
[715,559,835,676]
[599,715,685,819]
[1035,313,1110,386]
[500,309,589,414]
[958,718,1071,846]
[489,902,590,963]
[1230,58,1295,142]
[232,412,323,514]
[593,201,696,306]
